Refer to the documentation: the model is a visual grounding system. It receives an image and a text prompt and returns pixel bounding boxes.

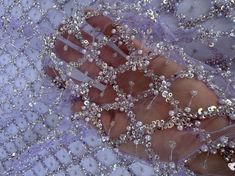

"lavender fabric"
[0,0,234,176]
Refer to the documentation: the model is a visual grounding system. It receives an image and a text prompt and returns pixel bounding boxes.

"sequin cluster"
[0,0,234,175]
[43,1,235,172]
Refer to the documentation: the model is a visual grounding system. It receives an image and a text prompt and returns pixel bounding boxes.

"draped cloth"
[0,0,234,175]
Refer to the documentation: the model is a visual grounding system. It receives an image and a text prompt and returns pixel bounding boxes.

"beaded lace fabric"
[0,0,235,176]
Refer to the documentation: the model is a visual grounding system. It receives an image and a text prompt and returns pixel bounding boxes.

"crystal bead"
[229,113,235,120]
[168,110,175,116]
[177,125,183,131]
[184,107,191,113]
[201,145,208,152]
[228,162,235,171]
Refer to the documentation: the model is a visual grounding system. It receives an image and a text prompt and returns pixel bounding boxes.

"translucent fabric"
[0,0,234,176]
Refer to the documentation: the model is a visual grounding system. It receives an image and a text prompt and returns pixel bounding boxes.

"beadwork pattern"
[0,0,234,175]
